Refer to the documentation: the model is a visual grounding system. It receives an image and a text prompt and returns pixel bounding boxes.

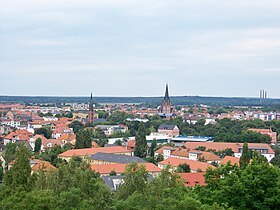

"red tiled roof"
[220,156,240,166]
[189,150,221,161]
[155,146,174,154]
[31,159,57,172]
[184,142,274,154]
[90,162,161,174]
[159,157,215,172]
[58,146,131,158]
[127,140,136,148]
[4,130,33,140]
[58,133,76,142]
[178,172,206,187]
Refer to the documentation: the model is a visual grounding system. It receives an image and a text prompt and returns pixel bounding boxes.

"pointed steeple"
[89,92,94,112]
[164,84,170,102]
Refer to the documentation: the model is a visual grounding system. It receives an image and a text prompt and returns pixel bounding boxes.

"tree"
[4,144,32,190]
[69,121,85,133]
[0,161,3,182]
[239,142,250,169]
[149,140,157,157]
[74,129,93,149]
[3,142,17,163]
[270,155,280,167]
[109,170,117,176]
[116,163,148,200]
[34,138,42,153]
[177,163,191,173]
[34,126,52,139]
[134,123,148,158]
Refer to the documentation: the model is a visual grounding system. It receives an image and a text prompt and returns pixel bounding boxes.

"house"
[52,123,74,139]
[158,124,180,137]
[178,172,206,187]
[126,140,136,152]
[220,156,240,166]
[170,136,214,146]
[8,158,56,173]
[184,142,275,162]
[58,146,132,161]
[248,128,277,145]
[102,174,154,192]
[58,133,76,145]
[155,147,221,163]
[94,124,128,136]
[3,130,33,145]
[90,152,146,164]
[90,162,161,177]
[158,157,215,172]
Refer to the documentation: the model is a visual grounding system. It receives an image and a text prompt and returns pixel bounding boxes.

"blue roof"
[175,135,213,140]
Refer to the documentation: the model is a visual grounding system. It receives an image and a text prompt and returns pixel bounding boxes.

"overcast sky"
[0,0,280,98]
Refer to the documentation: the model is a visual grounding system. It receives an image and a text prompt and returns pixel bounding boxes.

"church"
[158,84,176,118]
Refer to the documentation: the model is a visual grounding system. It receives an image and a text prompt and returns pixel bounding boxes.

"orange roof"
[159,157,215,172]
[31,159,57,172]
[155,146,174,154]
[188,150,221,162]
[184,142,274,154]
[58,133,76,142]
[220,156,240,166]
[4,130,33,140]
[171,148,190,158]
[90,163,161,174]
[178,172,206,187]
[58,146,131,158]
[92,141,99,148]
[127,140,136,148]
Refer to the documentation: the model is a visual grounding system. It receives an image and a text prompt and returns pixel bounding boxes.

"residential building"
[90,162,161,177]
[248,128,277,145]
[158,157,215,172]
[220,156,240,166]
[178,172,206,187]
[58,146,132,161]
[184,142,275,162]
[90,152,146,164]
[158,124,180,137]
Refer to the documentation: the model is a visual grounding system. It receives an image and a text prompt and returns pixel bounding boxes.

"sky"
[0,0,280,98]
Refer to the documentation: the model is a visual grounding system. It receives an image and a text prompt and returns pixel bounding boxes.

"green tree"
[109,170,117,176]
[239,142,250,169]
[3,142,17,163]
[34,138,42,153]
[4,144,32,190]
[270,155,280,167]
[69,121,85,133]
[134,123,148,158]
[117,163,148,200]
[177,163,191,173]
[149,140,157,157]
[75,129,93,149]
[34,126,52,139]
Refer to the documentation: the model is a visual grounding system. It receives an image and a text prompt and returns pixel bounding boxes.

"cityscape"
[1,1,280,210]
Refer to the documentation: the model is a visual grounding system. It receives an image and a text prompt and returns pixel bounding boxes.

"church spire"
[89,92,94,123]
[164,84,170,102]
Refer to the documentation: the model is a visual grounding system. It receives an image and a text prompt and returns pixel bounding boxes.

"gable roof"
[58,146,131,158]
[155,146,174,154]
[159,157,215,172]
[178,172,206,187]
[91,152,146,164]
[158,124,178,130]
[220,156,240,166]
[90,162,161,174]
[184,142,274,154]
[31,159,57,172]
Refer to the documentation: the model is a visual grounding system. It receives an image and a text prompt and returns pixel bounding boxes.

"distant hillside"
[1,95,280,107]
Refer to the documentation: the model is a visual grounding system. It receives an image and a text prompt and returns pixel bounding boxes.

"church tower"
[89,92,94,124]
[161,84,172,114]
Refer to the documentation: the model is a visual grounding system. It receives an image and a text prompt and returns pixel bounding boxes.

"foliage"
[270,155,280,167]
[69,120,85,133]
[3,142,17,163]
[34,126,52,139]
[134,123,148,158]
[34,138,42,153]
[149,139,157,157]
[239,142,250,169]
[177,163,191,173]
[75,129,93,149]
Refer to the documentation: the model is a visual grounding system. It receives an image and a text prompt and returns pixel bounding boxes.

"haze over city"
[1,0,280,98]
